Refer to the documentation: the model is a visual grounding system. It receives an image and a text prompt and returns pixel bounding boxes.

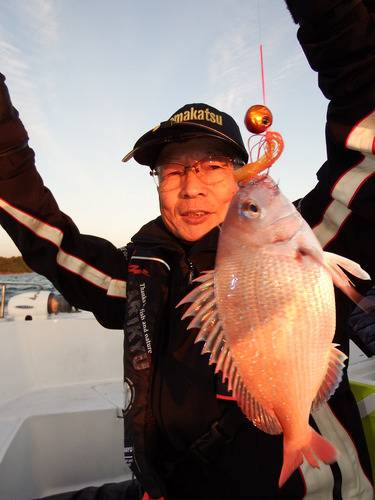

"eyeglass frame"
[149,154,245,189]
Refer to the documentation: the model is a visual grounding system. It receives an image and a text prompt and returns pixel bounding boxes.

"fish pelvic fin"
[323,252,375,312]
[279,428,337,488]
[311,344,347,412]
[178,270,282,436]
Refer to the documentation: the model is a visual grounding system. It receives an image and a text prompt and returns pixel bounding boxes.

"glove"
[363,0,375,11]
[0,73,28,156]
[284,0,361,24]
[0,73,16,123]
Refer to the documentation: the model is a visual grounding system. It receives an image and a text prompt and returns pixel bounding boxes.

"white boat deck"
[0,311,131,500]
[0,298,373,499]
[0,381,124,462]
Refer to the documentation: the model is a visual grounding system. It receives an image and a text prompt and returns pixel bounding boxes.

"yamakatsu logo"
[170,107,223,126]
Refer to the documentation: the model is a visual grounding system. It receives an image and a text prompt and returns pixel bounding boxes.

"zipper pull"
[187,259,196,284]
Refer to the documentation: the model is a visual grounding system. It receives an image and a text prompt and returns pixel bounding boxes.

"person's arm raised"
[286,0,375,283]
[0,74,127,329]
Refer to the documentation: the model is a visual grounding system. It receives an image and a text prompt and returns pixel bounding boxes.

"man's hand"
[284,0,361,25]
[0,73,16,123]
[0,73,27,156]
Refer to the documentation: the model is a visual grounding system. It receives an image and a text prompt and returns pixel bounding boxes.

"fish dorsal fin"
[178,271,282,435]
[311,344,347,413]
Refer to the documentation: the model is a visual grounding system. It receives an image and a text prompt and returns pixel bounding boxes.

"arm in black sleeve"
[284,5,375,487]
[0,74,127,329]
[285,1,375,287]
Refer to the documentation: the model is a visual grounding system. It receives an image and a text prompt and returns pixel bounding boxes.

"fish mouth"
[270,210,300,225]
[269,212,303,242]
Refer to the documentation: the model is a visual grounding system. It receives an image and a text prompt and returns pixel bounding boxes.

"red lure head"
[244,105,273,134]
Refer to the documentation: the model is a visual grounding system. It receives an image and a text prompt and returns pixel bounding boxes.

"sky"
[0,0,328,257]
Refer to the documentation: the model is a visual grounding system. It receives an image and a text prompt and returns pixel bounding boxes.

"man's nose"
[180,169,207,198]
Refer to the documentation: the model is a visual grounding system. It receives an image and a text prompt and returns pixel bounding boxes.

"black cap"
[122,103,248,166]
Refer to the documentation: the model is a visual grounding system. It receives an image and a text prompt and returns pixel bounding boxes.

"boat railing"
[0,281,43,319]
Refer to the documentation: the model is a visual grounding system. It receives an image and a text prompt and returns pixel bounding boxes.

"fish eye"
[240,200,261,219]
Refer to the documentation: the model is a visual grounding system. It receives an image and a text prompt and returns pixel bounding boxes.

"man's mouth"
[180,210,212,224]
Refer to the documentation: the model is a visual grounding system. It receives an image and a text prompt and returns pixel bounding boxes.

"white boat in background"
[0,282,374,499]
[0,282,131,500]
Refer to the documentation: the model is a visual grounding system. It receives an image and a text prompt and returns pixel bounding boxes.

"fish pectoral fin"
[311,345,347,412]
[323,251,375,311]
[296,244,324,266]
[324,251,370,281]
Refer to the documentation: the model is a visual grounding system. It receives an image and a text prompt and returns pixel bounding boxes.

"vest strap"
[188,405,248,465]
[162,404,248,480]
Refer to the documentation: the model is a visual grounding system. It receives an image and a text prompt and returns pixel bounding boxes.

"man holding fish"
[0,0,374,499]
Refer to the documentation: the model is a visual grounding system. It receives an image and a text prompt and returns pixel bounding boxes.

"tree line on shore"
[0,256,31,274]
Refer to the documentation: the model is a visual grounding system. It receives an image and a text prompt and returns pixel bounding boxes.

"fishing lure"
[234,104,284,183]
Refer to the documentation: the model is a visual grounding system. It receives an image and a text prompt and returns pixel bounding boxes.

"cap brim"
[122,121,248,166]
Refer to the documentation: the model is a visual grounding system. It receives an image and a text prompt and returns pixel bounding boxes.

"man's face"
[156,138,239,241]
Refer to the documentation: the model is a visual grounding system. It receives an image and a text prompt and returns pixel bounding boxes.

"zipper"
[187,258,196,284]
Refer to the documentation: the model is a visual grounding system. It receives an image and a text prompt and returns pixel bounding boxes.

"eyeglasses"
[150,155,244,191]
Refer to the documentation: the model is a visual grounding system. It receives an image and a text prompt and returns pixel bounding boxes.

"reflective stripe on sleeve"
[346,110,375,155]
[107,279,127,298]
[0,197,126,298]
[0,197,63,246]
[57,250,126,298]
[313,113,375,249]
[333,156,375,208]
[313,199,352,249]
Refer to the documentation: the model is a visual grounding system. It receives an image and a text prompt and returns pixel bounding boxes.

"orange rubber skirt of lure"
[234,130,284,183]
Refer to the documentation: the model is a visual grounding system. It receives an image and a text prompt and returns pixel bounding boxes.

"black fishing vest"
[121,234,243,499]
[123,243,171,498]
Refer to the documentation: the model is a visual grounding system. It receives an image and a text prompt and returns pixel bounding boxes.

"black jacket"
[1,0,374,498]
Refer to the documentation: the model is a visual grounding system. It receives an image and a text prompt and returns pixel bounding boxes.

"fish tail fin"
[279,429,337,487]
[306,428,337,465]
[278,444,304,487]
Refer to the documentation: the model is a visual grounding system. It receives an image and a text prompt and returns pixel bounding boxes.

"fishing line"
[256,0,266,105]
[259,45,266,105]
[236,0,284,182]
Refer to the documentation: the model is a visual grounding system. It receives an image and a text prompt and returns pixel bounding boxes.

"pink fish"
[179,175,370,487]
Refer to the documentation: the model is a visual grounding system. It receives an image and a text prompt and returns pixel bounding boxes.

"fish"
[178,175,371,487]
